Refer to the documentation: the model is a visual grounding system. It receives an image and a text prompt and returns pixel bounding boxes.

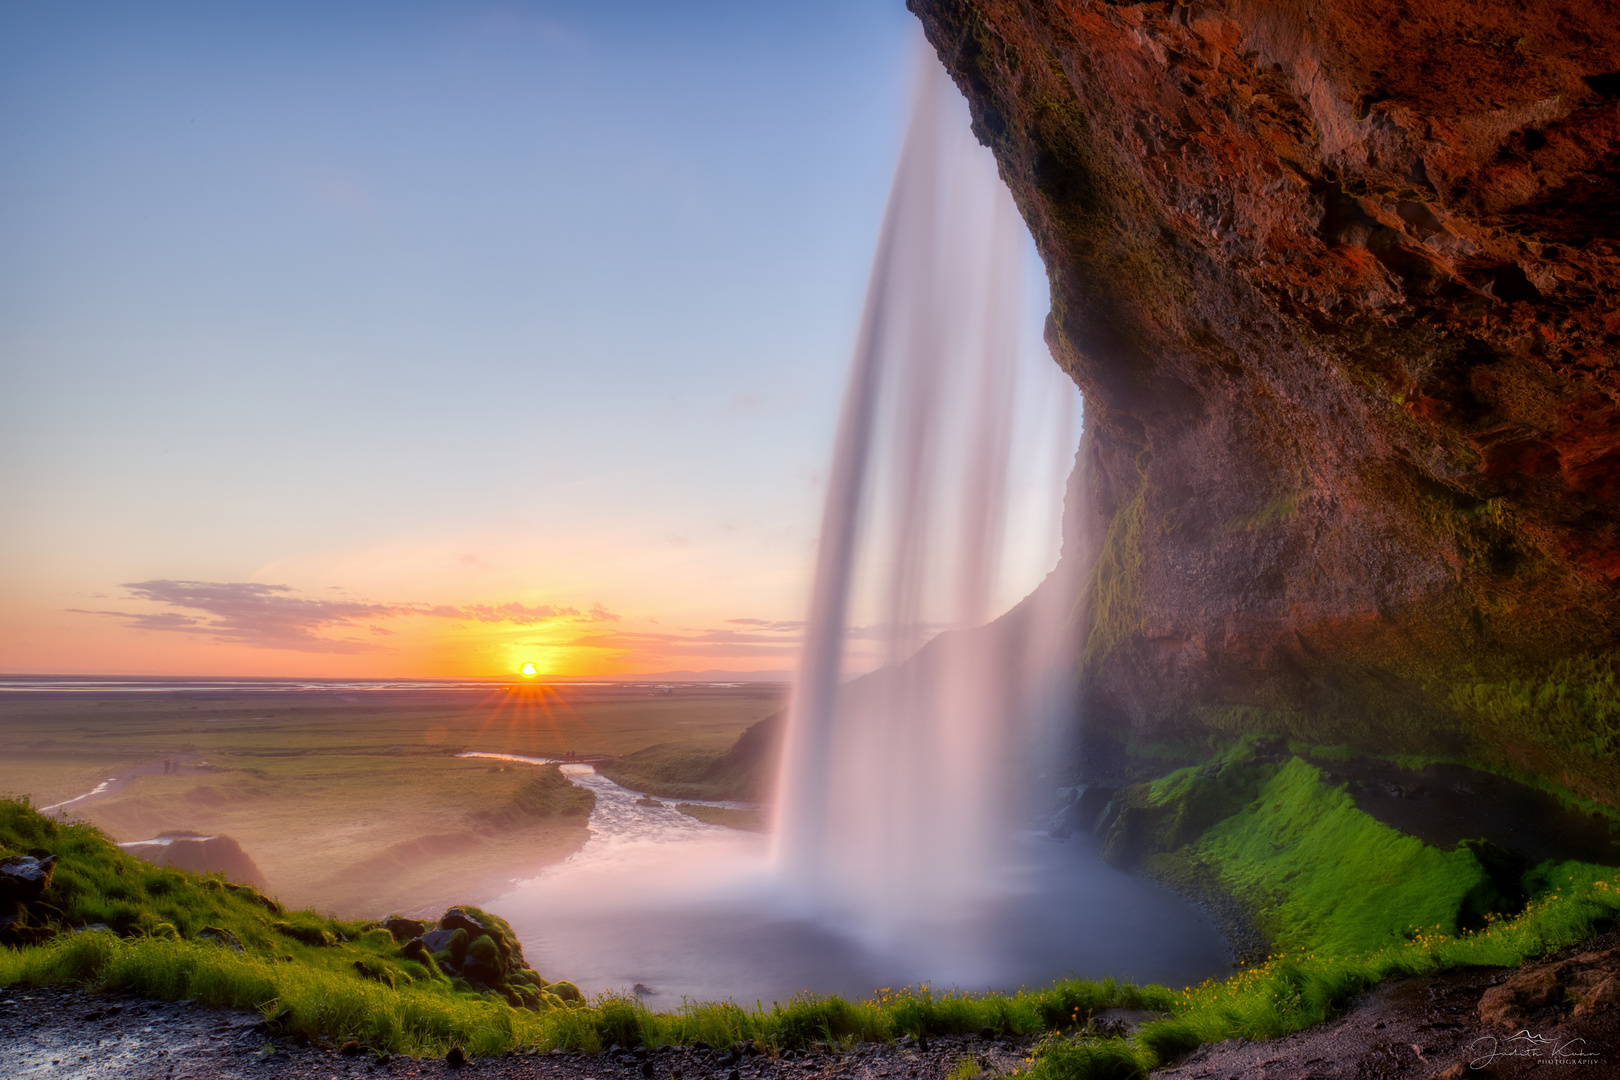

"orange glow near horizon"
[3,581,801,680]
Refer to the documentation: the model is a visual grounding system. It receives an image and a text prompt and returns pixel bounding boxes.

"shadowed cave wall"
[910,0,1620,804]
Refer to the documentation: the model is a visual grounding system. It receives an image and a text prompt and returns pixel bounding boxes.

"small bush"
[595,992,652,1047]
[1027,1036,1147,1080]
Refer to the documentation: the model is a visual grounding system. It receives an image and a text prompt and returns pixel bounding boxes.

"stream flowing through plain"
[488,761,1230,1006]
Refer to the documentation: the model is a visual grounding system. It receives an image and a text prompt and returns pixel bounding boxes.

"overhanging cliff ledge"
[911,0,1620,803]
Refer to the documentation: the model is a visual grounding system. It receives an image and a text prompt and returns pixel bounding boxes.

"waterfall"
[490,49,1229,1004]
[772,44,1081,941]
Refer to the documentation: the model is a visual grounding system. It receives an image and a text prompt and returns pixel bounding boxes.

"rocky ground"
[2,932,1615,1080]
[0,990,1037,1080]
[1155,931,1619,1079]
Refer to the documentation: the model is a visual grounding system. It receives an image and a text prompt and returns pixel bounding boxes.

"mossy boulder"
[463,933,505,985]
[409,903,549,1008]
[381,915,426,941]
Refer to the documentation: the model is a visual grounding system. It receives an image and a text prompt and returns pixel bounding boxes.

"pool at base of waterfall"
[490,767,1229,1005]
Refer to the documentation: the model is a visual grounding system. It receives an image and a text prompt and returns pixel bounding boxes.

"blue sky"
[0,1,1068,678]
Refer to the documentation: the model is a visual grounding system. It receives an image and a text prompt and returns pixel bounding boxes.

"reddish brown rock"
[911,0,1620,802]
[1478,946,1620,1029]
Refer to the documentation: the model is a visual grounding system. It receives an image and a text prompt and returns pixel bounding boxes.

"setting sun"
[518,662,538,678]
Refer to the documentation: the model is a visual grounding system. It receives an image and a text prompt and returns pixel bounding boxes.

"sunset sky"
[0,1,1069,679]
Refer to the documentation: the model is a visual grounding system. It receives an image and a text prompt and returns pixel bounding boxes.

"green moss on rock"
[1083,484,1146,669]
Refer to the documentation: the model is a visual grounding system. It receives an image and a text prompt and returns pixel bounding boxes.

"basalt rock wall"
[910,0,1620,803]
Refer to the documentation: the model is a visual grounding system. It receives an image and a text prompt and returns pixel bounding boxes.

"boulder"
[1479,947,1620,1028]
[437,906,487,938]
[0,855,57,903]
[436,905,528,970]
[401,936,434,963]
[382,915,426,942]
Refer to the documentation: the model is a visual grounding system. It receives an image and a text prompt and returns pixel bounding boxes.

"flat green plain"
[0,683,784,918]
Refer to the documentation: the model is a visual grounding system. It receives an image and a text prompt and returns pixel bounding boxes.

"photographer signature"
[1466,1030,1601,1068]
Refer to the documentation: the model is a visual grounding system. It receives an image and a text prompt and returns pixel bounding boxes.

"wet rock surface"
[0,985,273,1080]
[1,855,58,904]
[1477,944,1620,1030]
[0,990,1039,1080]
[910,0,1620,803]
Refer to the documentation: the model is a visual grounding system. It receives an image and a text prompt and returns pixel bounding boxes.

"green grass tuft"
[1025,1034,1148,1080]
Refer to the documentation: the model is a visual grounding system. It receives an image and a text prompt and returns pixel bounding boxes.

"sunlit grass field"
[0,683,782,917]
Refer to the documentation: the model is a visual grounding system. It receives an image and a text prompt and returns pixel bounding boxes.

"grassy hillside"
[598,712,782,801]
[0,683,780,915]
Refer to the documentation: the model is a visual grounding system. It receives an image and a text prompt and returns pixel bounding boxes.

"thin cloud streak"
[71,579,619,654]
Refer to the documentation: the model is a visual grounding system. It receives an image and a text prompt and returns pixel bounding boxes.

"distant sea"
[0,672,788,693]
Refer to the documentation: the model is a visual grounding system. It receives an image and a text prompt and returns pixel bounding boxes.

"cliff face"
[911,0,1620,803]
